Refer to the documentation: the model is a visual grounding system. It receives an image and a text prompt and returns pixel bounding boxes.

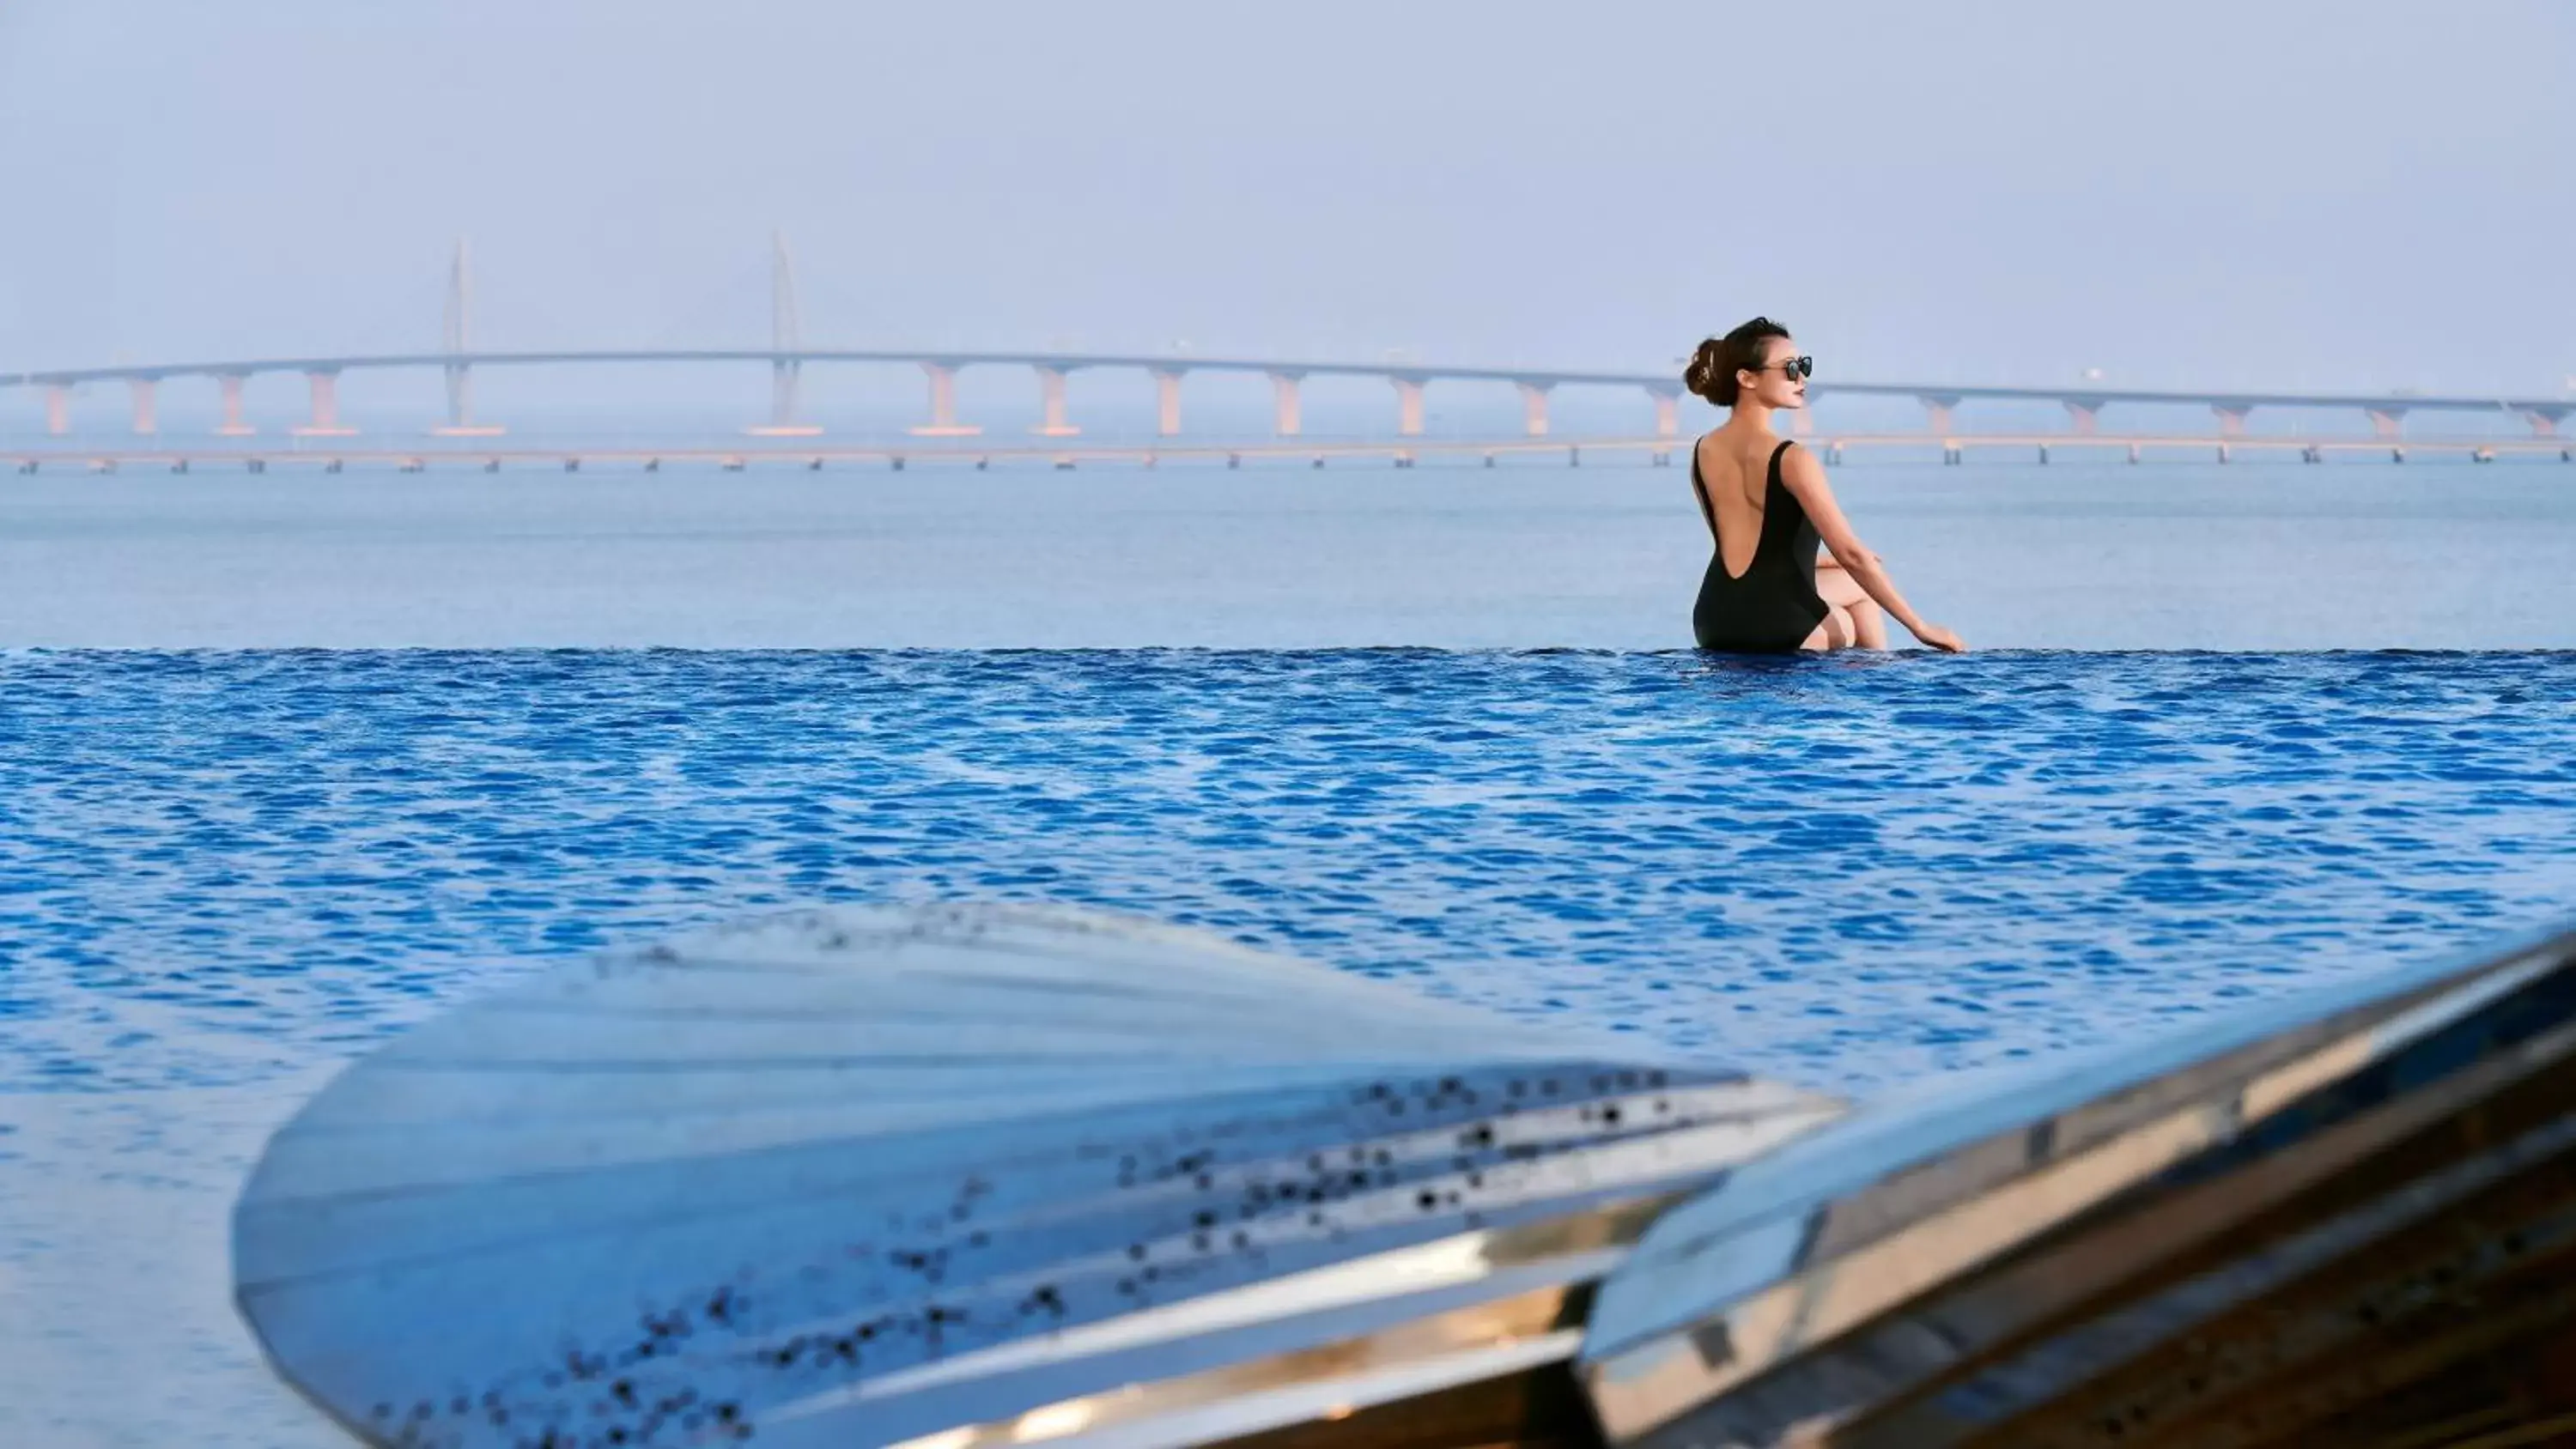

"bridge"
[9,433,2567,480]
[4,239,2569,446]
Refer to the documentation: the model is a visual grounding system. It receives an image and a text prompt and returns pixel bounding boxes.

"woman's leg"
[1848,598,1888,648]
[1815,566,1889,648]
[1800,603,1855,652]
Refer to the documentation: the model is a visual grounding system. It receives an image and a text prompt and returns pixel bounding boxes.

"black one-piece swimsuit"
[1691,438,1830,652]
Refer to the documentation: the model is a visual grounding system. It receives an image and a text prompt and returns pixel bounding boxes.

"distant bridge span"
[11,236,2566,443]
[5,347,2570,445]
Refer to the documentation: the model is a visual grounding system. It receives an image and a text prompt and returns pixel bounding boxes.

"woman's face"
[1739,336,1808,411]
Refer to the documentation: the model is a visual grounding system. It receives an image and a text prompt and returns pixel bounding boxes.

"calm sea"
[3,457,2573,650]
[3,458,2573,1446]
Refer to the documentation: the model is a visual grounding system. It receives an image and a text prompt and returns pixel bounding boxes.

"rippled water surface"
[9,647,2576,1088]
[4,646,2575,1445]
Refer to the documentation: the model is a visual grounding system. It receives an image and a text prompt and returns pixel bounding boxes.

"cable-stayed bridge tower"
[434,238,503,436]
[748,231,822,436]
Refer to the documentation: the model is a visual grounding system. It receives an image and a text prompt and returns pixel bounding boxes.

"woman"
[1685,318,1965,654]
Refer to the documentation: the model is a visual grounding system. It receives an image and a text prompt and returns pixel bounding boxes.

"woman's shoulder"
[1699,421,1782,447]
[1698,424,1780,461]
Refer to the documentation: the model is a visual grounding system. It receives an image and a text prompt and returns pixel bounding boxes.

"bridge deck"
[6,433,2569,472]
[7,349,2570,417]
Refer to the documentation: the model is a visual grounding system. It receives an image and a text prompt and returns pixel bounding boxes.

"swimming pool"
[7,646,2573,1091]
[3,646,2573,1444]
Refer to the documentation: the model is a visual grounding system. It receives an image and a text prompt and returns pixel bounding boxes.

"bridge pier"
[1032,365,1079,437]
[2214,404,2252,438]
[434,364,503,437]
[1151,369,1185,437]
[2065,399,2102,435]
[1391,375,1426,437]
[1649,385,1680,440]
[910,362,981,437]
[772,358,799,428]
[1516,380,1552,438]
[2367,406,2407,441]
[295,370,356,437]
[216,373,255,436]
[746,356,821,437]
[1268,371,1304,437]
[2129,443,2142,464]
[44,385,71,436]
[2523,407,2567,438]
[128,378,159,436]
[1920,395,1959,435]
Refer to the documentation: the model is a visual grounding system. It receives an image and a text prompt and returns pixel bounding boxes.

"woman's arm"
[1778,445,1965,652]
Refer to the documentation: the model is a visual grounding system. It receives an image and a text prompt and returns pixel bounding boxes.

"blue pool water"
[3,646,2573,1446]
[6,647,2573,1095]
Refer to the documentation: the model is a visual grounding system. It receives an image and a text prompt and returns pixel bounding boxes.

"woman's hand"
[1913,623,1968,653]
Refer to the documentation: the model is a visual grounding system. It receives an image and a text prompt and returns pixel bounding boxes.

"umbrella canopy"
[234,903,1844,1449]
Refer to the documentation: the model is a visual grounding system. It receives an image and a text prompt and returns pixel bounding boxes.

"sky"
[2,0,2571,403]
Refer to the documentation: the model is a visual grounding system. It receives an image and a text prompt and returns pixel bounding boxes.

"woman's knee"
[1802,604,1855,651]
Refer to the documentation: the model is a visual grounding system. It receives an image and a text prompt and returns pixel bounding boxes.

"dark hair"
[1683,316,1792,407]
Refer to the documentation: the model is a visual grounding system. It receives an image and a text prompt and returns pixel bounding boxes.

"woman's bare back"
[1695,429,1783,581]
[1690,432,1832,652]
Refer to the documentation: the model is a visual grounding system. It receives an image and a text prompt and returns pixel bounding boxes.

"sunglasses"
[1760,355,1814,379]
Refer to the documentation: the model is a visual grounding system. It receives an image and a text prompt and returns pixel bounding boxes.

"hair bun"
[1683,317,1791,409]
[1682,338,1722,403]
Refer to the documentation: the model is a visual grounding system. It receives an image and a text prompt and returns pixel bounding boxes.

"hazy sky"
[3,1,2570,397]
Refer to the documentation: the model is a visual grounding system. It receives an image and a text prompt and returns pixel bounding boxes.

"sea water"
[3,459,2573,1446]
[3,458,2573,650]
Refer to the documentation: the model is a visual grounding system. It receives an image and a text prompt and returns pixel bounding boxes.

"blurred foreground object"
[234,907,2576,1448]
[233,905,1838,1449]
